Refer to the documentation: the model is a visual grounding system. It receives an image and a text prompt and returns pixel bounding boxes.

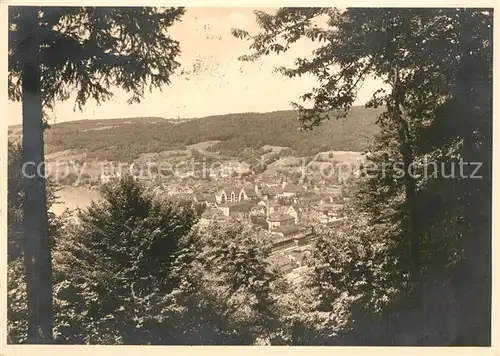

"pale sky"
[8,7,383,126]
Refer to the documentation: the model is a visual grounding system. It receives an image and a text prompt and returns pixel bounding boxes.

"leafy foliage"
[7,141,71,343]
[7,140,62,261]
[8,175,201,344]
[9,6,186,343]
[9,7,184,119]
[54,175,200,343]
[235,7,492,345]
[166,220,286,344]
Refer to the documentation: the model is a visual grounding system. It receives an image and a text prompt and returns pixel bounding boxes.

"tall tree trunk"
[391,68,421,288]
[397,123,420,288]
[21,6,53,343]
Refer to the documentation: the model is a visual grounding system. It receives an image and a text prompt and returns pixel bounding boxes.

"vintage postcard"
[2,2,498,356]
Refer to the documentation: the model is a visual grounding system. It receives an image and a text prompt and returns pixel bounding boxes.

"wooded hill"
[9,106,382,162]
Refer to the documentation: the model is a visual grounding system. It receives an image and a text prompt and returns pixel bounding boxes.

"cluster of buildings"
[189,180,347,247]
[93,162,350,276]
[208,161,252,178]
[95,162,349,252]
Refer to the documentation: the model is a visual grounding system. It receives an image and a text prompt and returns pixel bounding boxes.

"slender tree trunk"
[390,67,421,288]
[21,6,53,343]
[398,125,420,287]
[392,88,421,289]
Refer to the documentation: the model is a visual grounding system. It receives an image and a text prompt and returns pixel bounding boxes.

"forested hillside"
[8,106,381,161]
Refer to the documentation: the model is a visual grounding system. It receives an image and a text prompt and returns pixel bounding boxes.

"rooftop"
[243,187,258,196]
[261,186,277,195]
[300,195,322,202]
[268,213,295,222]
[170,193,194,201]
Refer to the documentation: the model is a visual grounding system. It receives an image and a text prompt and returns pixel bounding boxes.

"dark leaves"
[8,6,185,113]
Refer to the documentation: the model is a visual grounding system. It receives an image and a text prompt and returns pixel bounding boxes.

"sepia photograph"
[5,5,494,348]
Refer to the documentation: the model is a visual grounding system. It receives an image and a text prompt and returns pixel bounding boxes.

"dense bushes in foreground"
[7,172,490,345]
